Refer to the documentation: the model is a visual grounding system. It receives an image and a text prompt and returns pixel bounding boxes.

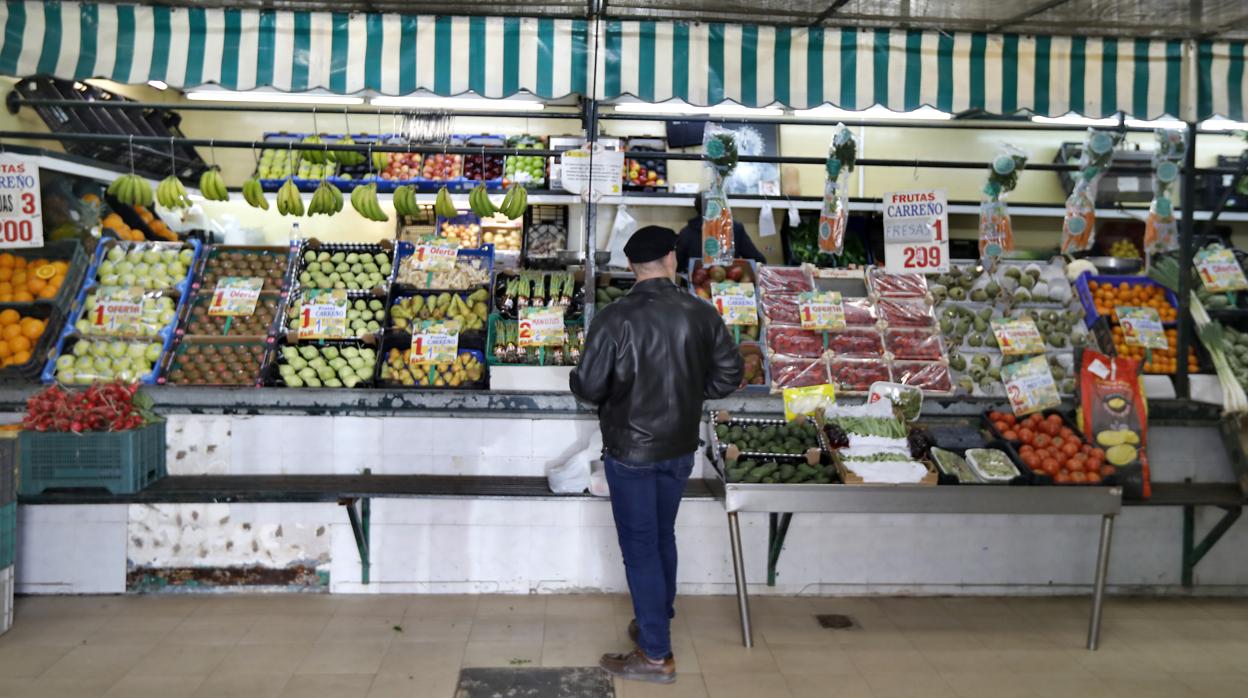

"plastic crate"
[0,303,65,385]
[392,242,494,294]
[0,434,14,506]
[17,421,167,495]
[485,311,583,367]
[376,332,489,389]
[1074,274,1179,329]
[522,205,569,269]
[0,503,13,569]
[11,240,90,314]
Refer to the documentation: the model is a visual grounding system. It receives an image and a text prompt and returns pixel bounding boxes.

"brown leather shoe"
[628,619,639,646]
[599,649,676,684]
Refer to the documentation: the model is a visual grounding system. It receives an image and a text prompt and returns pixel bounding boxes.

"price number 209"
[902,245,942,270]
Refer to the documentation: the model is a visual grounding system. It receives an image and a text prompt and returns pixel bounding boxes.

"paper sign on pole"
[0,154,43,249]
[798,291,846,331]
[560,147,625,200]
[991,317,1046,355]
[519,306,566,347]
[1117,306,1168,349]
[1002,355,1062,416]
[297,289,349,340]
[93,287,144,335]
[882,189,949,274]
[1195,247,1248,293]
[711,282,758,326]
[411,243,459,271]
[209,278,263,317]
[409,320,460,365]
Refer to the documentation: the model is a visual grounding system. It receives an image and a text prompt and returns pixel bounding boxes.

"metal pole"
[583,96,599,328]
[727,512,754,648]
[1087,514,1115,651]
[1176,121,1199,399]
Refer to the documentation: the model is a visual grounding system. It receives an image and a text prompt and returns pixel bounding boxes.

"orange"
[36,286,56,300]
[27,278,45,295]
[12,291,33,303]
[1,325,20,341]
[51,261,68,275]
[0,254,13,269]
[0,309,18,326]
[0,343,11,360]
[11,350,29,365]
[7,336,31,354]
[20,318,43,340]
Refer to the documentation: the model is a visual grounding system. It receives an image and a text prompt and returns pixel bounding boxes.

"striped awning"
[1197,41,1247,121]
[0,2,1240,121]
[0,1,589,99]
[599,22,1186,119]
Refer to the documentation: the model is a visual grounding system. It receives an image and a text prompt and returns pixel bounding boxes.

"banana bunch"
[156,175,193,209]
[434,186,457,218]
[276,178,305,216]
[393,185,421,218]
[498,184,528,220]
[302,135,326,164]
[308,180,344,216]
[198,168,229,202]
[106,174,153,207]
[350,183,388,222]
[242,177,269,210]
[330,135,365,167]
[468,184,496,218]
[372,151,389,172]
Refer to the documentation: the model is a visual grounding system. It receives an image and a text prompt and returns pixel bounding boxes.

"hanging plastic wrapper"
[818,124,857,254]
[758,202,777,238]
[702,126,739,265]
[1060,129,1123,254]
[1143,129,1185,255]
[978,145,1028,269]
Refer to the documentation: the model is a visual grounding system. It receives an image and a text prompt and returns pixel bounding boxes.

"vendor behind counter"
[676,193,768,270]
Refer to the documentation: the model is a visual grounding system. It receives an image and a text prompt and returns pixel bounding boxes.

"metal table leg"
[727,511,753,648]
[1087,513,1115,650]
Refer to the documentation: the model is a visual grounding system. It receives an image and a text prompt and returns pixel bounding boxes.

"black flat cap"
[624,225,677,264]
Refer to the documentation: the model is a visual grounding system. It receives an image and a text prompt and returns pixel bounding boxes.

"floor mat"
[455,667,615,698]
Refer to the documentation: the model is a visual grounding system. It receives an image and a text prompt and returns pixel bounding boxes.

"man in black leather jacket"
[571,225,742,684]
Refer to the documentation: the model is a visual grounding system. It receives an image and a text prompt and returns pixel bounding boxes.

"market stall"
[0,0,1246,650]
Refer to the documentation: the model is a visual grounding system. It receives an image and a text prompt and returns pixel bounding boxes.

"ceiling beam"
[1203,11,1248,38]
[809,0,852,28]
[985,0,1074,33]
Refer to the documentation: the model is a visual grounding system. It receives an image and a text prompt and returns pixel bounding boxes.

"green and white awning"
[598,22,1186,119]
[0,2,1242,121]
[0,1,589,99]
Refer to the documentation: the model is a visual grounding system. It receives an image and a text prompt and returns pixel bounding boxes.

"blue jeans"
[604,451,695,660]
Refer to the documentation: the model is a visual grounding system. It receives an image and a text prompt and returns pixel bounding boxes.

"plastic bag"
[978,145,1028,266]
[701,126,739,265]
[759,203,777,238]
[819,124,856,254]
[1061,129,1123,254]
[1144,129,1185,254]
[607,204,638,270]
[548,429,602,494]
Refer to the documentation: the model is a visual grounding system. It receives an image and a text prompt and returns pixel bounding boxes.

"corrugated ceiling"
[101,1,1248,38]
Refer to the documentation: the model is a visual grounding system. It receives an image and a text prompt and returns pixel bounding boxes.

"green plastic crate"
[0,435,13,506]
[18,421,166,496]
[0,502,14,568]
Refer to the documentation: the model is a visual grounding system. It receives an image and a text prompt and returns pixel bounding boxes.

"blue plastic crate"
[1074,273,1179,328]
[18,421,167,496]
[393,242,494,294]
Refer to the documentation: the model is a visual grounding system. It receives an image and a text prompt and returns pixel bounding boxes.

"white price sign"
[0,155,42,248]
[882,189,949,274]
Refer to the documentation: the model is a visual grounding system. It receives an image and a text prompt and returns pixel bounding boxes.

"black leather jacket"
[570,277,743,463]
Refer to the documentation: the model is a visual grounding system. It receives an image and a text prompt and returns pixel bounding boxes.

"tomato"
[1087,457,1103,472]
[1066,459,1085,473]
[1080,444,1092,455]
[1003,430,1018,441]
[989,411,1007,423]
[1100,464,1116,477]
[1054,471,1072,484]
[1018,428,1034,444]
[1070,471,1088,483]
[1047,414,1063,426]
[1060,427,1074,440]
[1090,447,1106,460]
[1034,434,1050,448]
[1062,442,1079,458]
[1042,458,1060,475]
[1086,471,1103,484]
[1052,436,1064,448]
[1024,454,1041,469]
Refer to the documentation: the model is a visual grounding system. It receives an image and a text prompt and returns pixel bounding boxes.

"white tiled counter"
[15,415,1248,596]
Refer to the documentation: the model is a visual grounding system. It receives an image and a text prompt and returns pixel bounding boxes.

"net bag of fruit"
[1144,129,1185,255]
[702,126,739,266]
[818,124,857,254]
[1079,350,1151,500]
[978,146,1027,269]
[1061,129,1123,255]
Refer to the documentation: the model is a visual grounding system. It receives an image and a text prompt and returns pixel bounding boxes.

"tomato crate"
[17,421,166,496]
[0,502,14,569]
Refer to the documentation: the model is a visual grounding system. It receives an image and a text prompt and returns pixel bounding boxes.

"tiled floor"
[0,593,1246,697]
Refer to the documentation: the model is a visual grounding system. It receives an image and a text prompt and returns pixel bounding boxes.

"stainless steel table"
[709,479,1124,651]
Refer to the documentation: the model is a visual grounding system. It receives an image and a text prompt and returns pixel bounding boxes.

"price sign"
[93,287,144,334]
[711,282,757,326]
[1002,355,1062,416]
[991,317,1046,355]
[1195,247,1248,292]
[798,291,846,331]
[409,320,460,365]
[0,154,43,249]
[412,243,458,271]
[297,289,348,340]
[519,306,566,347]
[209,277,263,317]
[1117,306,1168,349]
[560,147,625,200]
[883,189,949,274]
